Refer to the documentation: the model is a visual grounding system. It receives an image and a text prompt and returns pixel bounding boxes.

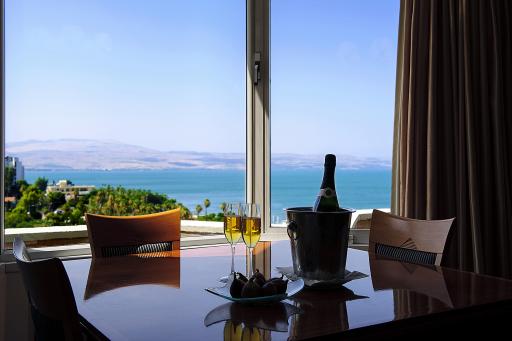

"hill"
[6,139,390,170]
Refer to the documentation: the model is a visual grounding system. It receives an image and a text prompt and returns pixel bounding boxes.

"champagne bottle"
[313,154,340,212]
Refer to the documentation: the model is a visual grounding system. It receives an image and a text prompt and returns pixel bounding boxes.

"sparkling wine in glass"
[241,203,261,277]
[224,203,242,278]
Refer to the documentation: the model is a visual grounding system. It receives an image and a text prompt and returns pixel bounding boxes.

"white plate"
[205,278,304,304]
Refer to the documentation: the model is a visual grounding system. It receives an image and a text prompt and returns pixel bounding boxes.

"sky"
[6,0,399,158]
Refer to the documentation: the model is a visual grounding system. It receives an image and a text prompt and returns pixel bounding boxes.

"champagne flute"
[223,203,242,280]
[241,203,261,277]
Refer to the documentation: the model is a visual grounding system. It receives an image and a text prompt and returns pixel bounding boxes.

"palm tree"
[195,204,203,217]
[204,199,211,215]
[219,202,227,213]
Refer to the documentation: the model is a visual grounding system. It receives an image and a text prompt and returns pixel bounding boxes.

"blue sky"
[6,0,399,158]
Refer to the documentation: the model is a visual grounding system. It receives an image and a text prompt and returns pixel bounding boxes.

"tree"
[195,204,203,216]
[4,167,16,197]
[147,192,164,205]
[5,180,193,228]
[69,207,85,225]
[13,185,47,219]
[4,168,27,198]
[219,202,227,213]
[198,212,224,222]
[5,209,30,228]
[204,199,211,215]
[16,180,29,197]
[34,177,49,192]
[86,186,191,219]
[47,191,66,211]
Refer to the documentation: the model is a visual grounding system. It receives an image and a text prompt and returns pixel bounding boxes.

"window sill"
[4,220,224,243]
[1,211,376,264]
[0,236,227,267]
[1,220,225,264]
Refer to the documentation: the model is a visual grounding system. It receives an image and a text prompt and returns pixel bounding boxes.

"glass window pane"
[4,0,246,248]
[270,0,399,224]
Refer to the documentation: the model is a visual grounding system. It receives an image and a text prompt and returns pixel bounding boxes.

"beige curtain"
[392,0,512,277]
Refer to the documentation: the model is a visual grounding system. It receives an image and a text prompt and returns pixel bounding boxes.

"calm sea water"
[26,169,391,222]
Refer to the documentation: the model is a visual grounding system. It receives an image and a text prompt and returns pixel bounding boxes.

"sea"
[26,169,391,223]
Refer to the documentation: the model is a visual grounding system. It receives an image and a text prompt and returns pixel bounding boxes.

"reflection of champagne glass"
[223,321,242,340]
[241,326,261,340]
[224,203,241,276]
[241,203,261,277]
[222,321,264,341]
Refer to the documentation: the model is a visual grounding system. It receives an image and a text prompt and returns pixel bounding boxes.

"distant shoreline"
[23,165,391,172]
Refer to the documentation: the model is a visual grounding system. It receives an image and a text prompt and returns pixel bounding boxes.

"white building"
[46,180,96,200]
[4,156,25,182]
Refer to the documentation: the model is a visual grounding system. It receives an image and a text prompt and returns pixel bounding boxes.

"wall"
[0,264,33,341]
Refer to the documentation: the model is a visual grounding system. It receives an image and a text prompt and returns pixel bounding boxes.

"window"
[1,0,401,254]
[3,0,245,251]
[270,0,399,225]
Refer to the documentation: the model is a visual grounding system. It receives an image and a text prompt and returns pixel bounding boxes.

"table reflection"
[288,286,368,340]
[204,301,301,338]
[222,322,271,341]
[84,251,181,300]
[369,253,454,313]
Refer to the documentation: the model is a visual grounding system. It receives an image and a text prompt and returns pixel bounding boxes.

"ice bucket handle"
[287,221,298,240]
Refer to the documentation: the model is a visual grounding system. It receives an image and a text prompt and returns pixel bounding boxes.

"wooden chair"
[13,237,83,341]
[85,208,181,258]
[369,210,454,266]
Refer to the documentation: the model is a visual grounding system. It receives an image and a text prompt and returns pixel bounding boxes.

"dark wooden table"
[63,241,512,340]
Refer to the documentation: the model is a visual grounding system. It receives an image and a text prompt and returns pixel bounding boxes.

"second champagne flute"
[241,203,261,277]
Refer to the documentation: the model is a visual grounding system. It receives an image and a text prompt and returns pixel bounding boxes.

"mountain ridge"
[6,139,391,171]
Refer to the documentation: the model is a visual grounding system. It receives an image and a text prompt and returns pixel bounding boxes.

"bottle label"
[317,188,337,198]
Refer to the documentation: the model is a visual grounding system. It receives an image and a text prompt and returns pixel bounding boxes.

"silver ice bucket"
[286,207,355,281]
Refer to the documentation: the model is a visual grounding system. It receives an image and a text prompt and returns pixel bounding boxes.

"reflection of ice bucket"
[286,207,355,281]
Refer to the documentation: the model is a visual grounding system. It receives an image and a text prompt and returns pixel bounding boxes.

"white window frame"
[246,0,285,235]
[246,0,272,232]
[0,0,282,261]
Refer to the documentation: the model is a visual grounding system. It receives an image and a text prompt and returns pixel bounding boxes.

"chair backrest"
[13,237,82,341]
[85,208,181,258]
[369,210,454,266]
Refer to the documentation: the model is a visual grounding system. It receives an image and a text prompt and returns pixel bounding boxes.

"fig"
[268,274,284,282]
[230,273,246,298]
[270,275,288,294]
[261,303,288,329]
[241,278,263,298]
[261,281,278,296]
[236,272,248,283]
[251,269,266,287]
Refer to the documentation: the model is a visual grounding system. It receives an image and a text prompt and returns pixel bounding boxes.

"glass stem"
[248,247,253,277]
[230,244,235,274]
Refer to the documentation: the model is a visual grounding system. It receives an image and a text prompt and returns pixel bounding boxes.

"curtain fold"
[391,0,512,277]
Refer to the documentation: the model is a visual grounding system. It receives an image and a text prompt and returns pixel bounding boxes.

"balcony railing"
[4,209,389,250]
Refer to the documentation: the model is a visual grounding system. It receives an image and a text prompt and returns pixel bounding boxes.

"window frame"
[1,0,5,256]
[0,0,280,260]
[246,0,284,234]
[246,0,273,233]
